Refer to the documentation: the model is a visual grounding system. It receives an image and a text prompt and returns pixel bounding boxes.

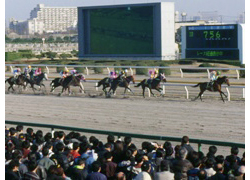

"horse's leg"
[142,86,146,98]
[218,90,225,102]
[79,82,84,94]
[127,86,134,95]
[149,88,155,97]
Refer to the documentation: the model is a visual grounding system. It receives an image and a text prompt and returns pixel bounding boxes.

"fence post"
[46,66,49,74]
[180,68,183,78]
[226,87,230,101]
[95,83,98,91]
[51,128,54,138]
[130,67,133,75]
[162,85,165,94]
[236,70,240,80]
[243,88,245,99]
[10,66,13,73]
[184,86,189,99]
[207,69,210,79]
[147,88,151,97]
[107,67,110,75]
[85,67,89,75]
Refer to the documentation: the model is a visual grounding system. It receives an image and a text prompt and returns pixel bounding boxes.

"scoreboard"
[182,24,244,63]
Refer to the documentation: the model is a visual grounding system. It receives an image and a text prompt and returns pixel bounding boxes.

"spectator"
[86,161,107,180]
[154,160,174,180]
[134,161,152,180]
[215,155,224,165]
[70,142,81,160]
[235,166,245,180]
[204,158,216,177]
[107,134,115,151]
[23,160,41,180]
[71,158,88,180]
[197,169,207,180]
[98,143,112,161]
[206,146,217,162]
[208,163,226,180]
[181,136,194,155]
[115,172,126,180]
[225,146,241,165]
[5,159,21,180]
[172,147,193,179]
[38,147,55,171]
[104,152,117,180]
[187,158,201,179]
[22,140,31,159]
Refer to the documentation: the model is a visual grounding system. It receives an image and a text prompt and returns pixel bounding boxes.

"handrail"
[5,64,245,70]
[5,120,245,152]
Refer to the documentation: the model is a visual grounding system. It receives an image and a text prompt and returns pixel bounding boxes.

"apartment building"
[9,4,77,35]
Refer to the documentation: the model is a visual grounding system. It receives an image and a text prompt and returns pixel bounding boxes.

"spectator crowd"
[5,125,245,180]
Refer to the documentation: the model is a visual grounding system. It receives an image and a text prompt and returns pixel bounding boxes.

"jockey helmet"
[28,65,31,69]
[155,70,159,74]
[17,68,21,72]
[121,70,125,74]
[217,71,221,75]
[110,71,113,75]
[115,70,119,74]
[66,69,69,73]
[124,69,128,73]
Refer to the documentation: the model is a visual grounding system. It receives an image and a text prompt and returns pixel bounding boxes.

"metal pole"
[95,83,98,91]
[180,68,183,78]
[243,88,245,99]
[130,67,133,75]
[147,88,151,97]
[207,69,210,79]
[184,86,189,99]
[51,128,54,138]
[85,67,89,75]
[236,70,240,80]
[162,85,165,94]
[107,67,110,75]
[226,87,230,101]
[198,142,202,152]
[46,66,49,74]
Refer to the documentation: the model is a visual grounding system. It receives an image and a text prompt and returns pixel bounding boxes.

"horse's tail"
[96,81,102,87]
[5,79,9,83]
[134,82,141,87]
[192,83,200,88]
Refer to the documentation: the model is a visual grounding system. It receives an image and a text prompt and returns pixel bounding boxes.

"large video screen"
[88,6,154,54]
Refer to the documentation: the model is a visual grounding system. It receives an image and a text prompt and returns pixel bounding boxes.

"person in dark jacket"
[50,142,70,174]
[181,136,194,155]
[86,161,107,180]
[23,160,41,180]
[71,158,88,180]
[208,163,226,180]
[104,152,117,180]
[5,159,21,180]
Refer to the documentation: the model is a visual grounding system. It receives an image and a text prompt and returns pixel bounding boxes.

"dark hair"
[91,161,101,172]
[73,142,80,150]
[12,150,22,160]
[208,146,217,155]
[135,154,144,163]
[31,144,38,152]
[58,131,65,139]
[44,133,52,142]
[73,132,81,139]
[215,155,225,164]
[28,152,37,161]
[78,158,86,166]
[56,142,65,152]
[8,159,20,170]
[64,137,71,145]
[163,141,172,150]
[42,147,49,156]
[89,136,96,144]
[44,141,53,149]
[104,143,112,149]
[27,160,38,171]
[26,128,34,135]
[165,146,173,157]
[181,136,189,144]
[16,125,23,132]
[36,130,43,138]
[9,127,17,136]
[142,141,151,150]
[107,134,115,143]
[197,169,207,180]
[104,152,113,160]
[231,146,239,155]
[205,158,214,168]
[78,136,88,143]
[48,165,58,175]
[161,160,171,171]
[22,141,30,149]
[124,136,132,145]
[156,148,165,158]
[192,158,201,168]
[141,161,151,172]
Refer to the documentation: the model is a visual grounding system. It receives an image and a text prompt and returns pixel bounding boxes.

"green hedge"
[56,67,64,73]
[136,68,148,75]
[93,67,103,74]
[74,67,86,73]
[240,64,245,78]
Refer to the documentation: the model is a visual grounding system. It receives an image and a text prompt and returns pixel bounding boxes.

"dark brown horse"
[135,73,167,98]
[60,74,85,95]
[5,73,28,92]
[192,76,230,102]
[107,75,134,96]
[27,72,48,93]
[96,75,135,95]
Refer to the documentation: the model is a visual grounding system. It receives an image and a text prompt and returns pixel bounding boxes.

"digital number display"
[186,25,238,49]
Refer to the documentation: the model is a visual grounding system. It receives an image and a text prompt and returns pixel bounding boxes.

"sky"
[5,0,245,23]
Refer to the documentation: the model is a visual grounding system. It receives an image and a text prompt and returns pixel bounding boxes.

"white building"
[9,4,77,35]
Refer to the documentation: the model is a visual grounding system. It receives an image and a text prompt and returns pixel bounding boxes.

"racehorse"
[50,77,63,92]
[5,73,28,92]
[96,75,135,94]
[27,72,48,93]
[60,74,85,95]
[135,73,167,98]
[107,75,134,96]
[192,76,230,102]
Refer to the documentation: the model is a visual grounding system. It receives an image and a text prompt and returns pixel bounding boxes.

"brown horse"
[60,74,85,95]
[192,76,230,102]
[5,73,28,92]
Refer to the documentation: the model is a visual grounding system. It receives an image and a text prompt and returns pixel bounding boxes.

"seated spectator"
[5,159,21,180]
[134,161,152,180]
[154,160,174,180]
[208,163,226,180]
[86,161,107,180]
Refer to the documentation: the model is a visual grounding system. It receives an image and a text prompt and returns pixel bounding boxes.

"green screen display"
[89,6,154,54]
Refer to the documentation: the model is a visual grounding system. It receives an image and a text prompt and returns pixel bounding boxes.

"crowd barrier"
[5,120,245,152]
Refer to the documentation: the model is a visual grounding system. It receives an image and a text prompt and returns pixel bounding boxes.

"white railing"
[5,64,245,80]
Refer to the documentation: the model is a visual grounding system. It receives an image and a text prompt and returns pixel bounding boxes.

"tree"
[46,51,57,60]
[63,36,70,42]
[47,36,54,43]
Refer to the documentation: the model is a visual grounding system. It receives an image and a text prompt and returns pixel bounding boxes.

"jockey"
[118,70,126,83]
[147,69,158,88]
[70,69,78,76]
[124,69,128,77]
[13,68,21,83]
[35,68,42,76]
[208,70,221,89]
[24,65,31,77]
